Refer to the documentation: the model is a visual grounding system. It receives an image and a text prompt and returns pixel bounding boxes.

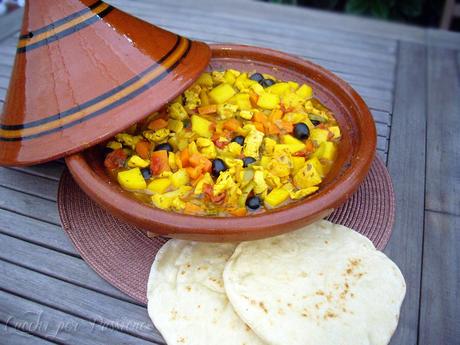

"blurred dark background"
[261,0,460,31]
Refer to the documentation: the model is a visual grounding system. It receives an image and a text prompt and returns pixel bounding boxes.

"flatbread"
[223,220,406,345]
[147,239,265,345]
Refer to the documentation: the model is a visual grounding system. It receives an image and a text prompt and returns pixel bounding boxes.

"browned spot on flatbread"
[324,310,337,319]
[259,301,269,314]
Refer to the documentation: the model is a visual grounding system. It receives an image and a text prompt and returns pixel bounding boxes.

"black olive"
[260,78,275,88]
[154,143,173,152]
[211,159,228,177]
[246,196,261,210]
[231,135,245,146]
[293,123,310,140]
[249,73,264,82]
[242,157,256,168]
[141,167,152,179]
[311,120,321,126]
[101,146,113,157]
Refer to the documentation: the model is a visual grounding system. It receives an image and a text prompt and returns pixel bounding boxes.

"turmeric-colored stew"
[103,70,341,216]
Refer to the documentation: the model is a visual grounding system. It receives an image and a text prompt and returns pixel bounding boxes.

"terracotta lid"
[0,0,211,166]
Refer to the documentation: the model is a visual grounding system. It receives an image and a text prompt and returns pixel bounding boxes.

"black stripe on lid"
[19,0,103,40]
[17,5,113,53]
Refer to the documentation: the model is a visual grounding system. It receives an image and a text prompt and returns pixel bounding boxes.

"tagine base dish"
[58,156,393,304]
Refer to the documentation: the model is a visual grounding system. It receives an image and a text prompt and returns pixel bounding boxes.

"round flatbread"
[223,220,406,345]
[147,239,265,345]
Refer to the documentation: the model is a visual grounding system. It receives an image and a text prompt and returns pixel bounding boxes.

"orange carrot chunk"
[198,104,217,115]
[148,118,168,130]
[135,140,151,159]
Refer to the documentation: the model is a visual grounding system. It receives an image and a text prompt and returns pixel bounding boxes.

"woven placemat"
[58,155,394,305]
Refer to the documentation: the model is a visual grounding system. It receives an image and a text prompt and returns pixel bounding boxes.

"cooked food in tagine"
[103,70,341,216]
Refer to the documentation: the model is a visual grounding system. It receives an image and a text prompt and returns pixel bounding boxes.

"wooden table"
[0,1,458,344]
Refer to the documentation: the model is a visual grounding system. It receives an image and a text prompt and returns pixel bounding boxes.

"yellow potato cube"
[305,156,324,177]
[147,178,171,194]
[329,126,341,139]
[170,169,190,188]
[288,81,299,90]
[195,72,213,87]
[266,82,290,95]
[263,137,277,155]
[151,194,173,210]
[296,84,313,99]
[313,141,337,162]
[223,70,236,85]
[250,83,265,95]
[167,119,184,133]
[265,188,290,208]
[291,156,305,172]
[281,135,306,153]
[310,128,329,144]
[209,83,236,104]
[257,93,280,110]
[191,115,212,138]
[290,186,319,199]
[227,142,242,156]
[168,152,178,171]
[106,141,122,150]
[293,163,322,189]
[127,155,150,168]
[117,168,147,190]
[260,156,271,168]
[231,93,252,110]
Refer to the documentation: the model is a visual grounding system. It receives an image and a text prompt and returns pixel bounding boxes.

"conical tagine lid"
[0,0,211,166]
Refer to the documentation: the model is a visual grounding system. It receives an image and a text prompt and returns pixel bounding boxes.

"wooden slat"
[0,10,21,42]
[0,75,10,88]
[0,168,58,201]
[0,208,77,256]
[11,162,65,181]
[0,87,6,101]
[0,290,157,345]
[427,29,460,51]
[337,72,393,92]
[0,260,163,343]
[0,186,60,225]
[384,42,426,345]
[377,136,388,153]
[0,233,136,303]
[425,47,460,215]
[0,324,57,345]
[418,211,460,345]
[376,122,390,138]
[0,63,12,77]
[376,150,387,164]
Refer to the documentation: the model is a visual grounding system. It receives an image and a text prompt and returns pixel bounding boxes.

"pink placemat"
[58,155,394,305]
